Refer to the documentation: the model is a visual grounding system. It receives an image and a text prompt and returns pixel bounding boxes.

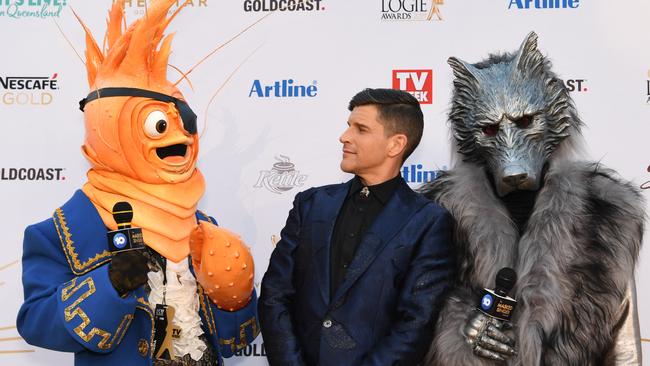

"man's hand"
[463,310,516,362]
[108,249,149,296]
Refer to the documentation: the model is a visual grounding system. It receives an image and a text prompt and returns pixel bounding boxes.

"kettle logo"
[254,155,308,194]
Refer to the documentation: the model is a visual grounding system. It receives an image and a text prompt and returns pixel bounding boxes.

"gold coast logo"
[0,0,67,19]
[0,73,59,106]
[254,155,308,194]
[244,0,324,13]
[381,0,444,21]
[1,167,66,181]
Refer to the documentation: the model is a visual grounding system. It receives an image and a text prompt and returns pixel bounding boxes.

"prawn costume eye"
[144,110,168,138]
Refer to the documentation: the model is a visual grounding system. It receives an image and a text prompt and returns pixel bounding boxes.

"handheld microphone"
[478,267,517,321]
[107,202,145,252]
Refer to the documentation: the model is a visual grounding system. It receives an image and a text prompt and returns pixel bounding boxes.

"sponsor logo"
[254,155,308,194]
[0,0,67,19]
[249,79,318,98]
[481,294,493,310]
[1,73,59,106]
[113,233,128,249]
[234,342,266,357]
[401,164,445,183]
[564,79,587,92]
[0,168,66,181]
[381,0,444,21]
[508,0,580,10]
[392,70,433,104]
[123,0,207,15]
[243,0,324,12]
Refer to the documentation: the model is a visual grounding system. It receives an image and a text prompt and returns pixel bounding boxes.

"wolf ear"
[514,31,544,73]
[448,56,480,84]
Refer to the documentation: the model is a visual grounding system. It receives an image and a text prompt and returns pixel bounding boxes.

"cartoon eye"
[515,115,532,128]
[482,124,499,136]
[144,110,168,137]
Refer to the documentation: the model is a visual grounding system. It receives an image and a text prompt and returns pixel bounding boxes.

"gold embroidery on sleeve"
[218,317,259,354]
[61,277,133,350]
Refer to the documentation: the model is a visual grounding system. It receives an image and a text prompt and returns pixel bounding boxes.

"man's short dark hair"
[348,88,424,162]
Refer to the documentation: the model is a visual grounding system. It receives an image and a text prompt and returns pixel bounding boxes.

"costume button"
[322,319,332,328]
[138,339,149,357]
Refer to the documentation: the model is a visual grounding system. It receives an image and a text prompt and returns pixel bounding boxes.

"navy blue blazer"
[259,178,455,366]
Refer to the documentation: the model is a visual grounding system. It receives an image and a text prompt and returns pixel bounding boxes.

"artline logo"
[392,70,433,104]
[564,79,587,93]
[508,0,580,10]
[249,79,318,98]
[244,0,324,12]
[1,73,59,106]
[254,156,308,194]
[234,342,266,357]
[1,168,66,181]
[0,0,67,19]
[381,0,444,21]
[401,163,445,183]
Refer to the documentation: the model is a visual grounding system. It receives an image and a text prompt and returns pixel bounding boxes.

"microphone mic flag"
[478,267,517,321]
[107,201,145,252]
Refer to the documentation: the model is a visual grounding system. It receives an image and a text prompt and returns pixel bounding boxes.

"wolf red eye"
[482,124,499,136]
[515,115,532,128]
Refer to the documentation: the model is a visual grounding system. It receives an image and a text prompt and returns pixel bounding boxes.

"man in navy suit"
[259,88,455,366]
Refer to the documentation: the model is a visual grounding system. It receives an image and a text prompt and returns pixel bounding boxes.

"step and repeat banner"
[0,0,649,365]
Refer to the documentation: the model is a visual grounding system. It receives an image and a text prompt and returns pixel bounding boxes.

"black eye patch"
[79,87,198,134]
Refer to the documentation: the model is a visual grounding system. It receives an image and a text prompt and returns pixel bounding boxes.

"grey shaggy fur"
[420,32,645,366]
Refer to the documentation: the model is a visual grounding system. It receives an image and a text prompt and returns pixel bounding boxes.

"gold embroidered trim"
[218,316,258,354]
[197,286,216,335]
[53,208,112,275]
[136,297,155,358]
[61,277,133,350]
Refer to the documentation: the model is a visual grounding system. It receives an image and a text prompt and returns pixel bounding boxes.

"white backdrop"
[0,0,649,365]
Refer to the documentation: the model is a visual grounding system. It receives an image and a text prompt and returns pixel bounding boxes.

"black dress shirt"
[330,174,402,298]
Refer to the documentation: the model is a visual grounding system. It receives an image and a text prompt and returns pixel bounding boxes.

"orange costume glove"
[190,221,254,311]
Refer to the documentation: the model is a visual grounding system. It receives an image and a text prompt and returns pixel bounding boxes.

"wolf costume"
[421,32,645,365]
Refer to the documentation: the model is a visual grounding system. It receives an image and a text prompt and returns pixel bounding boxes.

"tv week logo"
[392,69,432,104]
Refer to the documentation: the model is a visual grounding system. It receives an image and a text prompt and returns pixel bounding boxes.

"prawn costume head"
[79,0,198,184]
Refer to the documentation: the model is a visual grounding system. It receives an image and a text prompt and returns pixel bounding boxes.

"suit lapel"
[310,181,350,305]
[331,180,424,303]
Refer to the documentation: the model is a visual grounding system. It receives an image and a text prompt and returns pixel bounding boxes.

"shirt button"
[348,233,355,238]
[342,263,349,269]
[322,319,332,328]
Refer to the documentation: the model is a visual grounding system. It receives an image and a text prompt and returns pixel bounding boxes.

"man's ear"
[387,134,408,158]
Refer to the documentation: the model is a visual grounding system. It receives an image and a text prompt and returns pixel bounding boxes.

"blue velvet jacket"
[259,178,455,366]
[17,190,258,366]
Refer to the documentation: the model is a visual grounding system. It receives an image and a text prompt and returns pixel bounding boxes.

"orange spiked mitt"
[190,222,255,311]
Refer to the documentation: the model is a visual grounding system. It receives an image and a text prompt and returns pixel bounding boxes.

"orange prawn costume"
[17,1,258,365]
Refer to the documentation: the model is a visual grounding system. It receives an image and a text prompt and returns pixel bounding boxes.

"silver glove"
[463,310,517,362]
